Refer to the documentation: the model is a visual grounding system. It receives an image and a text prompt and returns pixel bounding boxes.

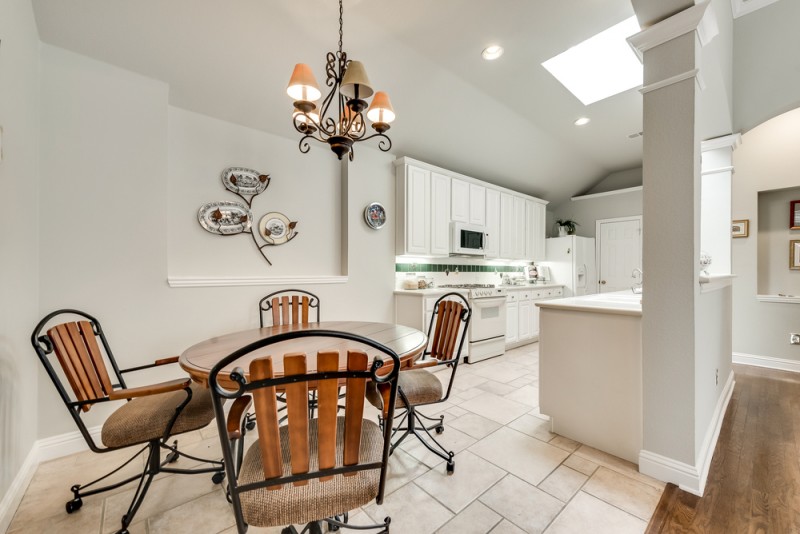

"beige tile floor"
[8,343,664,534]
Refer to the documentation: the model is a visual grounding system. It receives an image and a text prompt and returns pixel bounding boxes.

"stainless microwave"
[451,222,487,256]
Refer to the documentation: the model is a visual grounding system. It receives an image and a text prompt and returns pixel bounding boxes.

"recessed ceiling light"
[574,117,591,126]
[542,16,642,105]
[481,45,504,60]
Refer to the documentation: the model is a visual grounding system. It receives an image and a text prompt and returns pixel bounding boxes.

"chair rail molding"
[168,275,349,288]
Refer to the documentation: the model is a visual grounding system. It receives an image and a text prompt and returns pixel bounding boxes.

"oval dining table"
[179,321,428,387]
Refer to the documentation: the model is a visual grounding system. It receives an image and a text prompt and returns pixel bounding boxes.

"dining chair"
[366,292,471,474]
[258,289,321,327]
[210,330,399,533]
[31,309,225,534]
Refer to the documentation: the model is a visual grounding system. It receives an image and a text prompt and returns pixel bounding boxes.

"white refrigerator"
[543,236,597,297]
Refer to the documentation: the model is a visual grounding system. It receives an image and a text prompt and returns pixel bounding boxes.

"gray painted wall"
[733,106,800,361]
[757,187,800,295]
[550,190,643,238]
[0,0,40,505]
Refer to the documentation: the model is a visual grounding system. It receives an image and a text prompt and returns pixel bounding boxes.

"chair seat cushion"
[238,417,383,527]
[101,384,214,448]
[366,369,443,410]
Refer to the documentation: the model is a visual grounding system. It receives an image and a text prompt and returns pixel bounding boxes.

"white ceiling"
[32,0,657,204]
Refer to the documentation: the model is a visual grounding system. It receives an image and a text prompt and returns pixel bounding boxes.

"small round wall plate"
[364,202,386,230]
[259,212,294,244]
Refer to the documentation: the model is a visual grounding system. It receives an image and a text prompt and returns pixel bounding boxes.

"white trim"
[639,370,734,496]
[701,133,742,152]
[167,275,349,288]
[731,0,780,18]
[639,69,699,94]
[756,294,800,304]
[733,352,800,373]
[699,273,736,292]
[701,165,734,176]
[627,1,712,59]
[571,186,642,201]
[0,447,38,533]
[36,426,100,462]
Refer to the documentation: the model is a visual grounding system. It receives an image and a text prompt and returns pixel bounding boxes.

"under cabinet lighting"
[542,16,642,105]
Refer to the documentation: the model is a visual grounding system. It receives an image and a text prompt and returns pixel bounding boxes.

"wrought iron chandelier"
[286,0,395,161]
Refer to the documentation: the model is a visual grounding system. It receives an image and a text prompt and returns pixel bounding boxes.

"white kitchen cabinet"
[485,189,500,258]
[525,200,546,260]
[469,184,486,226]
[396,164,450,256]
[430,172,451,256]
[505,292,519,344]
[505,286,563,348]
[451,178,469,223]
[500,193,526,259]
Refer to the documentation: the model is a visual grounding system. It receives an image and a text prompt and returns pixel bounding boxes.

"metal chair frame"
[380,292,471,474]
[210,329,400,534]
[31,309,225,534]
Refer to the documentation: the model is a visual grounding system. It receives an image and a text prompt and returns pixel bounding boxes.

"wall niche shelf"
[757,294,800,304]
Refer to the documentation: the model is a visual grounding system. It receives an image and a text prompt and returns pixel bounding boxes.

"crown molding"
[628,1,716,60]
[731,0,780,18]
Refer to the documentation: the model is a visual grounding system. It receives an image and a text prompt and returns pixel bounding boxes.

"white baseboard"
[0,426,99,532]
[733,352,800,373]
[0,447,38,534]
[639,370,735,496]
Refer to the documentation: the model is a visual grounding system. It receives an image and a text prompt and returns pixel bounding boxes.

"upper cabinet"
[451,179,486,226]
[395,157,548,260]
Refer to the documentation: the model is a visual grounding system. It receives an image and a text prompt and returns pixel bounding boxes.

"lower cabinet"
[505,287,563,348]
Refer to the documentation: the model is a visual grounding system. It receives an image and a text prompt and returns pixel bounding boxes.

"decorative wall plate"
[364,202,386,229]
[221,167,270,196]
[198,201,252,235]
[259,212,297,244]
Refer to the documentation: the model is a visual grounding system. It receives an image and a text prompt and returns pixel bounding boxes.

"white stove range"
[437,284,507,363]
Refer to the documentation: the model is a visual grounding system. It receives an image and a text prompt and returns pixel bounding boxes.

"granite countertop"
[393,283,563,296]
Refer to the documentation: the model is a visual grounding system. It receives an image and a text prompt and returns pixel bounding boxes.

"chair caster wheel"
[165,451,179,463]
[245,420,256,431]
[65,497,83,514]
[212,471,226,484]
[446,461,455,475]
[435,425,445,434]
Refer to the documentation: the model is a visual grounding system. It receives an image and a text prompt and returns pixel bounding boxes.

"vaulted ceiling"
[30,0,798,204]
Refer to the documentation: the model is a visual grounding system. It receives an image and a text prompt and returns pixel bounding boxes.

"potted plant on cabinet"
[555,218,579,237]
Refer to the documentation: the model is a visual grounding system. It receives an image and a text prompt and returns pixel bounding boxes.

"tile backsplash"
[395,262,526,289]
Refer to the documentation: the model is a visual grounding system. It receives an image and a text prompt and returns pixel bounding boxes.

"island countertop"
[535,291,642,316]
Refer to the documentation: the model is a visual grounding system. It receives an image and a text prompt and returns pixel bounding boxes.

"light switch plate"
[790,333,800,345]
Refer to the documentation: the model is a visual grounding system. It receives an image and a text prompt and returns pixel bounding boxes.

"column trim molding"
[628,1,715,59]
[701,133,742,152]
[639,69,699,94]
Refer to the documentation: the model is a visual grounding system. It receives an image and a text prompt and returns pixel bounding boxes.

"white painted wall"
[550,190,643,238]
[757,187,800,295]
[37,45,397,438]
[0,0,40,504]
[733,107,800,361]
[584,168,642,195]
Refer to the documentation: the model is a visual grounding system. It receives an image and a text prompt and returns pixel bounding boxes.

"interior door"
[597,217,642,293]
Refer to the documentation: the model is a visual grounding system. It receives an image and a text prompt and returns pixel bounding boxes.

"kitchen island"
[536,292,642,463]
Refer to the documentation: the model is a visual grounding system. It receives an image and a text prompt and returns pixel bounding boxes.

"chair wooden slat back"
[247,349,371,489]
[249,357,283,485]
[47,321,115,411]
[429,300,465,361]
[260,290,320,327]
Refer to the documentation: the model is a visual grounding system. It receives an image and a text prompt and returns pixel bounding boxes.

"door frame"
[595,215,643,293]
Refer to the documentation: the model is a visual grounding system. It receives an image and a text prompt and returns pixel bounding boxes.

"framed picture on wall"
[791,200,800,229]
[791,240,800,270]
[732,219,749,238]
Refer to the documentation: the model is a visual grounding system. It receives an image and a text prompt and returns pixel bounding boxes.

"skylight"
[542,16,642,106]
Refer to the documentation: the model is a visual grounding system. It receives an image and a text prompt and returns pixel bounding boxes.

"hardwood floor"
[646,364,800,533]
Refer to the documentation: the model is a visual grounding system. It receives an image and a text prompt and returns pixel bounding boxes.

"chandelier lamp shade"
[286,0,395,161]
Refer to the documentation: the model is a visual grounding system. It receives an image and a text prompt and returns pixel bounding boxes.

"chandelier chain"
[338,0,344,55]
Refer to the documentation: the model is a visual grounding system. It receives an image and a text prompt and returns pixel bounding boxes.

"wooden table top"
[179,321,428,386]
